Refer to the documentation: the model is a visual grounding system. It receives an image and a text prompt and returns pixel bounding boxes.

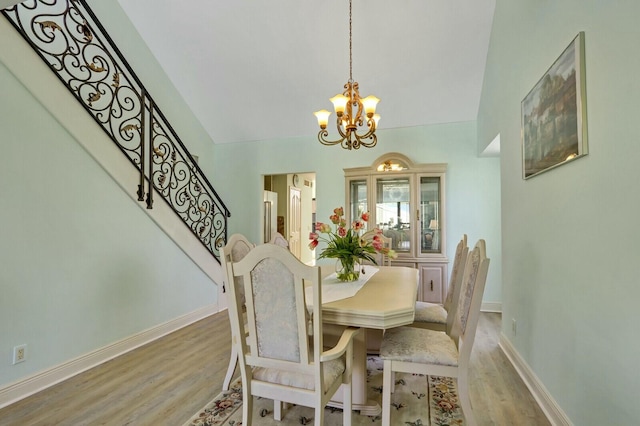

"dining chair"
[221,233,255,391]
[411,234,468,332]
[221,242,360,426]
[269,231,289,248]
[379,239,490,426]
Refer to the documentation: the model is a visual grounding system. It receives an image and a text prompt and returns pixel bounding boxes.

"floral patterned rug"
[183,356,465,426]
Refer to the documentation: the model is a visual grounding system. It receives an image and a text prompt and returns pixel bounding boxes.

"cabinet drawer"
[419,265,445,303]
[390,261,417,269]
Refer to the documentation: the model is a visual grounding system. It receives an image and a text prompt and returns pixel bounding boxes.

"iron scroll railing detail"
[2,0,230,261]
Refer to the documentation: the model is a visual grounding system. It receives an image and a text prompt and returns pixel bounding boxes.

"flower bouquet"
[309,207,397,282]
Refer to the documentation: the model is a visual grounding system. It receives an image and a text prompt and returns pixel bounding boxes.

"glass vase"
[336,257,360,282]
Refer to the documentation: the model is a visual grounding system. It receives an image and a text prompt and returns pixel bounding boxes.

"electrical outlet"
[12,344,27,365]
[512,319,517,336]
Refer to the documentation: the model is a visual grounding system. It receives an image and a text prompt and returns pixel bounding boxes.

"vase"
[335,258,361,282]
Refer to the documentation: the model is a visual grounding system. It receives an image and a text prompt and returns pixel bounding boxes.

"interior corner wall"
[477,1,640,424]
[212,121,502,308]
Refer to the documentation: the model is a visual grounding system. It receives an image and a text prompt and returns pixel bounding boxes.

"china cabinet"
[344,153,448,303]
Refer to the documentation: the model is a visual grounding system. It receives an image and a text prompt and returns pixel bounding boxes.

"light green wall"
[477,1,640,424]
[212,122,502,305]
[0,0,218,388]
[0,62,214,386]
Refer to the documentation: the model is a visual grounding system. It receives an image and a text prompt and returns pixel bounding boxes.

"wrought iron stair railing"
[2,0,230,263]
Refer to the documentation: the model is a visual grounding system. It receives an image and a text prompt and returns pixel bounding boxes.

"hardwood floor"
[0,312,550,425]
[470,313,550,426]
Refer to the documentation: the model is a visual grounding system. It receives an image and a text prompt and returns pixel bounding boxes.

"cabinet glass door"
[376,177,411,253]
[349,179,368,228]
[420,176,441,254]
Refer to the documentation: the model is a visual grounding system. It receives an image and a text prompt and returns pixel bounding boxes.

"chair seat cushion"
[380,326,459,367]
[253,356,345,392]
[413,301,447,324]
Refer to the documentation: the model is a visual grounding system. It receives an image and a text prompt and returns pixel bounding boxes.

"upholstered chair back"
[269,232,289,248]
[444,234,468,312]
[250,256,305,362]
[226,234,254,305]
[451,239,490,363]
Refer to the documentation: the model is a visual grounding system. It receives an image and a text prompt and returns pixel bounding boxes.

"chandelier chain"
[349,0,352,82]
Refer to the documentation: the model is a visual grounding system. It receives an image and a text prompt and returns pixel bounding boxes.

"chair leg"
[222,344,238,391]
[458,374,477,426]
[314,404,324,426]
[274,400,283,421]
[343,381,353,426]
[381,360,393,426]
[242,388,253,426]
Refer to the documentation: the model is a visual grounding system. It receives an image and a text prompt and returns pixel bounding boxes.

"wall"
[0,61,214,389]
[212,121,502,306]
[0,0,219,395]
[477,1,640,424]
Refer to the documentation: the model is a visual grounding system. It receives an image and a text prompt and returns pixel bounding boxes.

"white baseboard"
[0,304,219,409]
[499,333,573,426]
[481,301,502,312]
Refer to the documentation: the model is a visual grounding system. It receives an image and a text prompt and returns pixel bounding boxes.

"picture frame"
[521,32,588,179]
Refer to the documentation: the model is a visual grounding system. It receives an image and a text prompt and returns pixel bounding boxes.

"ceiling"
[116,0,496,146]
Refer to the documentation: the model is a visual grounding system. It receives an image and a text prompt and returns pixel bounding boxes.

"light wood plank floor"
[0,312,550,425]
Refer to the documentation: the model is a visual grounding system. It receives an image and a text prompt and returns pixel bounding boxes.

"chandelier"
[314,0,380,150]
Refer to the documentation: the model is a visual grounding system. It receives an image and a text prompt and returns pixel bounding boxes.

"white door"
[288,186,301,259]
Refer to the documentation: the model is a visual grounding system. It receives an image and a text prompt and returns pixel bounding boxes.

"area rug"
[184,356,465,425]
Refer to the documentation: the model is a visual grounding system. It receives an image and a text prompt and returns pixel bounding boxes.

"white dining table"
[316,265,419,416]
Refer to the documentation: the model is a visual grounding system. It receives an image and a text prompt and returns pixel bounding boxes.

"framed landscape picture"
[521,32,588,179]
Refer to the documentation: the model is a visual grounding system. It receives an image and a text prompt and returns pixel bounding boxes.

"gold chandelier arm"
[350,131,377,149]
[355,117,376,138]
[318,130,347,147]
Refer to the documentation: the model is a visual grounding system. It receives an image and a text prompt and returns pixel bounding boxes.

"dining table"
[312,264,419,416]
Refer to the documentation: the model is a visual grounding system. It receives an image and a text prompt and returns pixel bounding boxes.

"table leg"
[328,327,381,416]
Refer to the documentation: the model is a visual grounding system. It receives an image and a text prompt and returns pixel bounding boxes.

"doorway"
[263,172,316,265]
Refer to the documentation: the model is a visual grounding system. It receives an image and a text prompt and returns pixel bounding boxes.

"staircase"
[2,0,230,265]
